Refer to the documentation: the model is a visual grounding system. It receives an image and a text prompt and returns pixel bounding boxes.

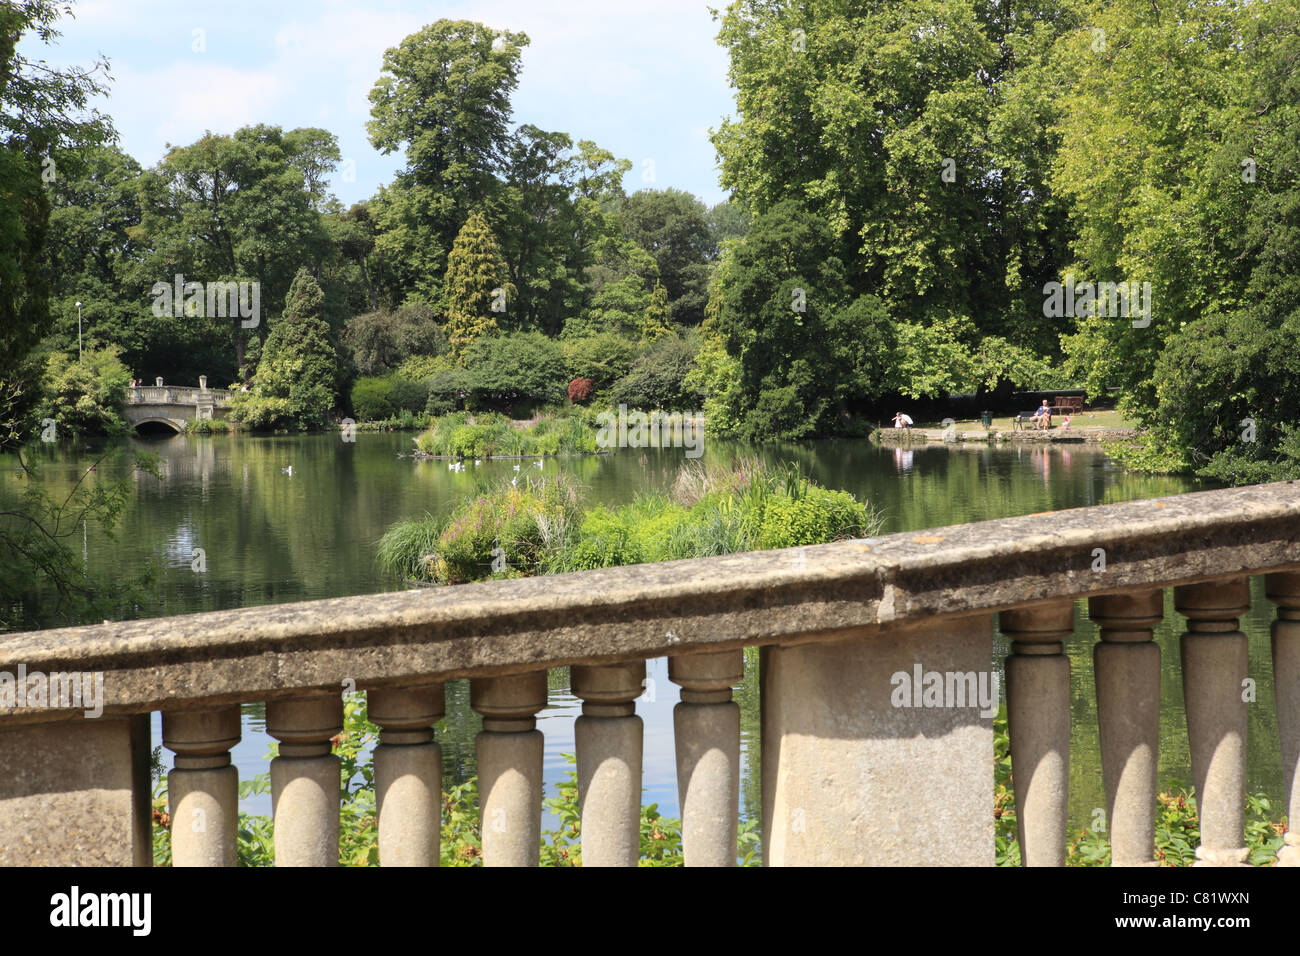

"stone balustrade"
[126,385,232,406]
[2,481,1299,866]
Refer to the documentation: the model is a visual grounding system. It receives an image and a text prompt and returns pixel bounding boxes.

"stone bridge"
[124,376,232,433]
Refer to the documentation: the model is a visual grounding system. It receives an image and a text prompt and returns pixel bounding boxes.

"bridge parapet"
[126,385,231,407]
[3,482,1300,866]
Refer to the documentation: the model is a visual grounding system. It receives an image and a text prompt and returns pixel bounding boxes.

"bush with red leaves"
[568,377,595,404]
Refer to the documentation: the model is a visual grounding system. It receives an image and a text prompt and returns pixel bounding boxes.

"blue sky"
[24,0,737,207]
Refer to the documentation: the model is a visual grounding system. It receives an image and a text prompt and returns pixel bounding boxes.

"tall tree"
[1,0,113,440]
[367,20,528,304]
[135,125,336,371]
[711,0,1077,349]
[619,188,713,325]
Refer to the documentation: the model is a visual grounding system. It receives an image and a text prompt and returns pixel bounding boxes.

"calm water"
[3,432,1285,836]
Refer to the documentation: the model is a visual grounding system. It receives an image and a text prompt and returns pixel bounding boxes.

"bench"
[1014,410,1042,430]
[1051,395,1084,416]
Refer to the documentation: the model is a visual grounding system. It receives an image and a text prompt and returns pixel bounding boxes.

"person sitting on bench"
[1032,400,1052,429]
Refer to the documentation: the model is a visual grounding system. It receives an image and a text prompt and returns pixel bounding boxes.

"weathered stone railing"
[2,482,1299,866]
[126,385,231,406]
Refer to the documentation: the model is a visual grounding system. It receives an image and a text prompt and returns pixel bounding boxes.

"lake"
[3,431,1284,839]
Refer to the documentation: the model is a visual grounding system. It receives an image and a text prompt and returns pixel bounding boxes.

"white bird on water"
[513,464,521,472]
[534,459,543,470]
[511,475,518,487]
[474,459,481,466]
[282,465,293,476]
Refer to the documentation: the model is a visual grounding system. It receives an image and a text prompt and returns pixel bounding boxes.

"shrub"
[425,367,475,416]
[38,346,130,437]
[568,377,594,404]
[757,486,871,549]
[382,456,881,586]
[562,333,637,390]
[351,376,395,421]
[609,333,702,411]
[185,418,232,435]
[388,376,429,414]
[463,332,567,412]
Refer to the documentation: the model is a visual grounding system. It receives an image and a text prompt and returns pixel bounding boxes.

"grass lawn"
[908,408,1135,432]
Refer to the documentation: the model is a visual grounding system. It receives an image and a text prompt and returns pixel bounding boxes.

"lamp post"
[76,301,83,361]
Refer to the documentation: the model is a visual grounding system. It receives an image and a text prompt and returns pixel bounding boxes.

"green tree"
[1,0,113,442]
[640,281,672,343]
[443,210,513,359]
[342,302,446,376]
[230,269,339,430]
[367,20,528,303]
[711,0,1076,350]
[462,331,566,412]
[712,199,860,439]
[135,125,336,373]
[619,189,713,325]
[37,345,130,437]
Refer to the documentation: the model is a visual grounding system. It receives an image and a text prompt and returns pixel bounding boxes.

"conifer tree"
[443,210,513,360]
[232,269,338,429]
[641,280,673,343]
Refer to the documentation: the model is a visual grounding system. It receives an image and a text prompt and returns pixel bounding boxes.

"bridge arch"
[131,417,186,435]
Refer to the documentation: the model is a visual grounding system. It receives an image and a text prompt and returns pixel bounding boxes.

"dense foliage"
[10,2,1300,470]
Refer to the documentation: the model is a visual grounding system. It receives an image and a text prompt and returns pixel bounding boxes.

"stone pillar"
[1266,572,1300,867]
[267,695,342,867]
[0,715,152,866]
[369,684,444,867]
[762,616,994,865]
[572,661,645,867]
[162,706,240,867]
[669,649,742,866]
[471,672,547,866]
[155,376,163,387]
[1176,579,1250,867]
[1002,601,1074,867]
[1089,591,1162,866]
[199,375,208,391]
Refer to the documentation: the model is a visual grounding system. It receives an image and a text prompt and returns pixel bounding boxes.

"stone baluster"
[1089,590,1163,866]
[572,661,645,867]
[669,649,743,866]
[1176,579,1250,866]
[267,695,343,867]
[162,706,241,866]
[1001,602,1074,866]
[370,684,444,867]
[471,672,547,866]
[1266,572,1300,866]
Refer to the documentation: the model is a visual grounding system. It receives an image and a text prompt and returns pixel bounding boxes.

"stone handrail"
[126,385,231,406]
[2,481,1299,866]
